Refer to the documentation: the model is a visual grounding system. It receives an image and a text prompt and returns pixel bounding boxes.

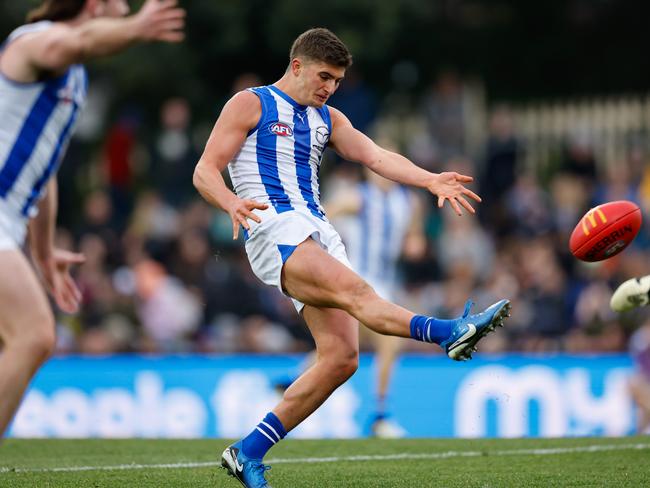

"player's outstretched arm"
[193,91,268,240]
[15,0,184,76]
[27,180,85,314]
[328,107,481,215]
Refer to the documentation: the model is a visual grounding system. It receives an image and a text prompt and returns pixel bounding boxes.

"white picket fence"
[372,89,650,173]
[509,95,650,172]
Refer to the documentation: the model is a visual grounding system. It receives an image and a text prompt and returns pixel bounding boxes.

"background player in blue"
[193,28,511,487]
[327,165,426,438]
[0,0,185,438]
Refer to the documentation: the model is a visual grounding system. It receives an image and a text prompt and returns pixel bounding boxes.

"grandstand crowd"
[51,73,650,356]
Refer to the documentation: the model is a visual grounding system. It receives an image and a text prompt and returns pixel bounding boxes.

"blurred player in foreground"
[611,275,650,312]
[0,0,184,438]
[194,28,511,488]
[627,322,650,433]
[328,165,426,438]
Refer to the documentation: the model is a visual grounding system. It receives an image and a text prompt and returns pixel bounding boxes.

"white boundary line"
[1,443,649,474]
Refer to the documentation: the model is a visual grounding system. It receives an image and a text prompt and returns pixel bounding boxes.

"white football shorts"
[244,210,353,312]
[0,201,25,251]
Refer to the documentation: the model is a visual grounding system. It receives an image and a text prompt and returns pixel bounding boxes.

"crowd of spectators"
[48,74,650,356]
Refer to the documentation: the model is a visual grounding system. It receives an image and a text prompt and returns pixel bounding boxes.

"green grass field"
[1,437,649,487]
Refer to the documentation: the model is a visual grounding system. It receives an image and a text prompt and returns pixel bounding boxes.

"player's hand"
[134,0,186,43]
[227,197,269,240]
[428,172,481,216]
[39,248,85,314]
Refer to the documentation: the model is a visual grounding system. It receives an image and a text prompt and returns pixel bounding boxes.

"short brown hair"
[27,0,87,23]
[290,28,353,69]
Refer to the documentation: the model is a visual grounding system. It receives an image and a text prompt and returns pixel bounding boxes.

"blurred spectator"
[134,259,202,352]
[594,158,638,205]
[437,210,494,281]
[423,70,469,163]
[505,174,555,237]
[231,72,263,94]
[150,97,198,207]
[102,109,142,228]
[75,189,122,266]
[479,105,522,233]
[328,69,378,136]
[561,130,598,190]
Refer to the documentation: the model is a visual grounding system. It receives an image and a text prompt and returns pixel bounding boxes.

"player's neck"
[273,75,308,107]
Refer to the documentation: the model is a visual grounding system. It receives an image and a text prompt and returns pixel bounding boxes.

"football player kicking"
[194,28,511,488]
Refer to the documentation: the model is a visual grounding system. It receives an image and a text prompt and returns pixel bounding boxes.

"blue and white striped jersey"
[228,85,331,223]
[343,182,412,286]
[0,21,87,222]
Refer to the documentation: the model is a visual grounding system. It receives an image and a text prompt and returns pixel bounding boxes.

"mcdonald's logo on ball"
[570,201,642,262]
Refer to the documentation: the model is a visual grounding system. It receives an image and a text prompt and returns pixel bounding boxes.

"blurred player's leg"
[629,374,650,434]
[611,275,650,312]
[0,250,56,436]
[370,333,406,438]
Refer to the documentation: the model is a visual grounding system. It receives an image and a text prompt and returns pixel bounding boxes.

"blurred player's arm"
[402,192,427,260]
[5,0,184,80]
[27,179,84,313]
[193,91,268,239]
[328,107,480,216]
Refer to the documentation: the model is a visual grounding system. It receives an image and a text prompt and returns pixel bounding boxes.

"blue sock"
[410,315,456,345]
[241,412,287,460]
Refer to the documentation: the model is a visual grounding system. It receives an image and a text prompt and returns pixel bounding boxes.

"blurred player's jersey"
[228,85,331,231]
[341,182,412,297]
[0,21,87,239]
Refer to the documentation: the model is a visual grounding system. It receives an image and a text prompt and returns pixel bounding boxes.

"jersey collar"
[269,85,308,112]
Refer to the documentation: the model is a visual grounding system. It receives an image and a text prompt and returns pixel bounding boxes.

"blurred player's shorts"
[0,202,25,250]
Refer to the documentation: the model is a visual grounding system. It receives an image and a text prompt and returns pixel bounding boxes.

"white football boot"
[611,275,650,312]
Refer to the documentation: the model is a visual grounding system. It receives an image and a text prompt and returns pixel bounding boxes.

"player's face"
[298,60,345,107]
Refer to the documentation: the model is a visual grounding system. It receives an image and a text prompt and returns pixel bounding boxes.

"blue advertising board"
[8,354,636,439]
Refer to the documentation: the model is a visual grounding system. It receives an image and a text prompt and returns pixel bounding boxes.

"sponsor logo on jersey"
[315,125,330,145]
[312,125,330,158]
[270,122,293,137]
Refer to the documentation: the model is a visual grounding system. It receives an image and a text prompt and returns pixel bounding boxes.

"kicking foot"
[611,276,650,312]
[221,441,272,488]
[441,299,511,361]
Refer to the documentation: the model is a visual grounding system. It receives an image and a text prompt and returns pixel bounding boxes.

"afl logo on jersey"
[270,122,293,137]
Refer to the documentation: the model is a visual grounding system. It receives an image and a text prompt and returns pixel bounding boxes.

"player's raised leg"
[0,250,57,436]
[282,238,510,360]
[222,305,358,487]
